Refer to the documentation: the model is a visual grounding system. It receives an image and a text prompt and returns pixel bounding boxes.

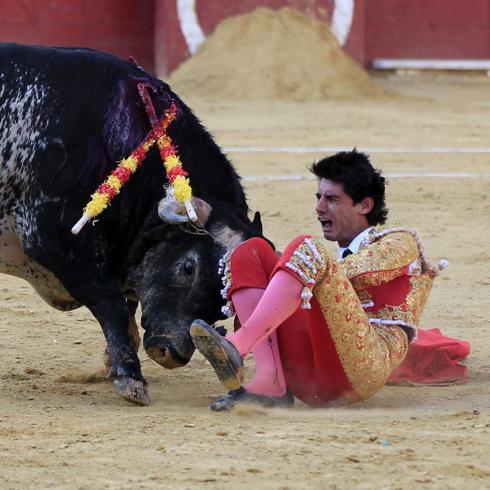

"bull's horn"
[158,196,213,224]
[158,198,190,223]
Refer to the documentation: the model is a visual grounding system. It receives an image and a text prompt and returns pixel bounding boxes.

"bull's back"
[0,43,149,208]
[0,42,141,156]
[0,44,147,307]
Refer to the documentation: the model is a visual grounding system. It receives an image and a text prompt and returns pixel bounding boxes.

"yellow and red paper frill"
[83,102,192,219]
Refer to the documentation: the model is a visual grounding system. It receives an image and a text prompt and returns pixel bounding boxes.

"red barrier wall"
[0,0,155,71]
[191,0,367,67]
[365,0,490,61]
[1,0,489,76]
[154,0,351,76]
[154,0,186,77]
[155,0,490,76]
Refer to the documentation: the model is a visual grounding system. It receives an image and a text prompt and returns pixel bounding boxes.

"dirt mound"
[169,7,382,100]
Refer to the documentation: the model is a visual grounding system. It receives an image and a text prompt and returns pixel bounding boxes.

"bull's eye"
[183,259,194,276]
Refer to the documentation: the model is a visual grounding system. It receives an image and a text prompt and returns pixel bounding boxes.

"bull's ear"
[145,224,179,243]
[209,223,244,250]
[192,197,212,224]
[126,222,179,267]
[252,211,263,235]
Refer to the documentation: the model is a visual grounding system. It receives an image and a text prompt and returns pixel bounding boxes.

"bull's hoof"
[113,376,150,406]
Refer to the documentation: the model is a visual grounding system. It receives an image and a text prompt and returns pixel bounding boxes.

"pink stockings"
[227,271,303,396]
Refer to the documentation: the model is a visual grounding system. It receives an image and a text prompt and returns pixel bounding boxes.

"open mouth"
[319,218,333,232]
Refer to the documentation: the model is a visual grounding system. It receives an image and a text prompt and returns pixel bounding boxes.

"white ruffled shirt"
[338,227,374,259]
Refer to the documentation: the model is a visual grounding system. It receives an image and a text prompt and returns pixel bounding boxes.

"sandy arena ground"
[1,73,490,489]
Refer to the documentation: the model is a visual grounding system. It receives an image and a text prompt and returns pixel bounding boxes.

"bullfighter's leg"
[227,271,303,354]
[226,239,289,399]
[192,235,409,407]
[190,270,302,394]
[233,289,286,396]
[26,236,149,406]
[208,289,289,411]
[191,238,294,409]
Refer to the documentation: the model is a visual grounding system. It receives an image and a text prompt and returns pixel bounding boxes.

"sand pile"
[169,7,382,100]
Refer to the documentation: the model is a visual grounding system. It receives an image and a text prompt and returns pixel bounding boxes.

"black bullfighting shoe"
[190,319,244,391]
[210,387,294,412]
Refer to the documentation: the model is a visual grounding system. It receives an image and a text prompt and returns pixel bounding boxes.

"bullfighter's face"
[315,178,373,247]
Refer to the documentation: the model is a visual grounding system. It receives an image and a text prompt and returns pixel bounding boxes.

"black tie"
[342,248,353,259]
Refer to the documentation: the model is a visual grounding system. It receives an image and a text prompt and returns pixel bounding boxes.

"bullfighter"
[190,149,446,410]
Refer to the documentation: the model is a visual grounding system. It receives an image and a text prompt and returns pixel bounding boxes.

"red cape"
[387,328,470,385]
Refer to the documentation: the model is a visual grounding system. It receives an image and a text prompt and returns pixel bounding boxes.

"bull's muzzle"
[143,335,194,369]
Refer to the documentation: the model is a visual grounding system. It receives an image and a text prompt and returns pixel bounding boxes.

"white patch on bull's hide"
[0,220,78,310]
[0,66,54,244]
[212,225,244,251]
[1,76,48,171]
[0,65,76,309]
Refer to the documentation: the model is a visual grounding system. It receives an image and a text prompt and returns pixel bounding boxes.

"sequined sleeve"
[280,236,330,309]
[340,232,420,290]
[284,237,328,286]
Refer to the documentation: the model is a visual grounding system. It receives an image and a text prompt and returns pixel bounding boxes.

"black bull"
[0,43,265,405]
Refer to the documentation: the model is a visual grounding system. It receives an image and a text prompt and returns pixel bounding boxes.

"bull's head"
[125,195,263,369]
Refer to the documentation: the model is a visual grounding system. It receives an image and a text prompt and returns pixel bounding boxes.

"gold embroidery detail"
[351,269,406,290]
[307,228,434,400]
[356,290,372,303]
[313,261,409,401]
[370,274,434,327]
[341,231,420,289]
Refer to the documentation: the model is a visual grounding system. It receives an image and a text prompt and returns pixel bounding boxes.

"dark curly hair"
[309,149,388,226]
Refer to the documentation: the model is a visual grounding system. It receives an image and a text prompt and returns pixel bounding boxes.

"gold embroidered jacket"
[339,227,440,340]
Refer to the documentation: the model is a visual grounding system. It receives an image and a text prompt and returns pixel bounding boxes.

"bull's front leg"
[104,299,141,379]
[82,288,149,406]
[26,237,149,406]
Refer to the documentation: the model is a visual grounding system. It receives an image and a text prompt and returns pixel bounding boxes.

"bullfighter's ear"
[252,211,263,235]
